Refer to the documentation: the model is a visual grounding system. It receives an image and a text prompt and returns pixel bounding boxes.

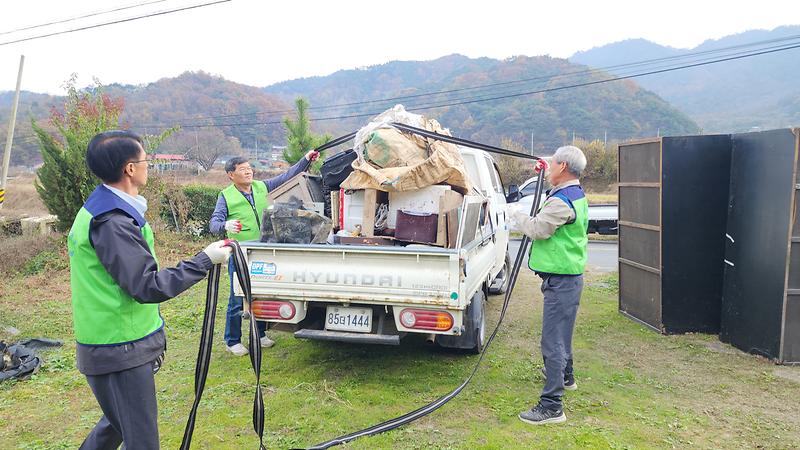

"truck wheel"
[470,289,486,354]
[437,288,486,354]
[488,254,511,295]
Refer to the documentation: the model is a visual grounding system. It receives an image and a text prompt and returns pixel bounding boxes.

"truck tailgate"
[241,243,462,308]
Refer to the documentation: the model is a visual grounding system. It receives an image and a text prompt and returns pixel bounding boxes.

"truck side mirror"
[506,184,521,203]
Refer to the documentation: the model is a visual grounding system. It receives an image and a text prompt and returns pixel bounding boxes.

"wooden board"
[330,190,340,229]
[362,189,377,237]
[446,210,460,249]
[437,190,464,247]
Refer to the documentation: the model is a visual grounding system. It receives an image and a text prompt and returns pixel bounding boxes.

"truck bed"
[240,238,494,311]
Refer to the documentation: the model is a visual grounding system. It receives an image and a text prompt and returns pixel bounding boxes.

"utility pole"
[572,131,576,145]
[530,132,534,155]
[604,130,608,146]
[1,55,25,210]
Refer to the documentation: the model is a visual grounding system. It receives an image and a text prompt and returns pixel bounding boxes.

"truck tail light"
[252,301,296,320]
[399,308,453,331]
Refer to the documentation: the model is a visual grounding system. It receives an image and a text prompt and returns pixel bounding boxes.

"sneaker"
[260,335,275,348]
[564,375,578,391]
[226,343,248,356]
[540,367,578,391]
[519,403,566,425]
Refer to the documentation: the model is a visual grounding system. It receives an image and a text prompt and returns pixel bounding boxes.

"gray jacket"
[510,179,580,241]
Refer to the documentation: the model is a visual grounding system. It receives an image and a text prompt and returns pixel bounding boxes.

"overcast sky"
[0,0,797,94]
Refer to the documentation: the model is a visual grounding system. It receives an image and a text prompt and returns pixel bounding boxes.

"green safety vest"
[221,181,269,242]
[68,185,163,345]
[529,185,589,275]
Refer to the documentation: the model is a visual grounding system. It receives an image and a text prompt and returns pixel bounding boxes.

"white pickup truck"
[236,147,512,352]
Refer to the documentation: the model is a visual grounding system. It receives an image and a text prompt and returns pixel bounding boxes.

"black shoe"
[518,403,566,425]
[540,367,578,391]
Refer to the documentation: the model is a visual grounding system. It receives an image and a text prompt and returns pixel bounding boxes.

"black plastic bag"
[320,148,357,189]
[261,202,332,244]
[0,338,62,382]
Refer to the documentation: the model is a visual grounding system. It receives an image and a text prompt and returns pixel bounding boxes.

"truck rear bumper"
[294,329,401,345]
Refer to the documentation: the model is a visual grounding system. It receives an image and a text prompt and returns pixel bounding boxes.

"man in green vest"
[70,130,232,449]
[209,151,319,356]
[509,145,589,425]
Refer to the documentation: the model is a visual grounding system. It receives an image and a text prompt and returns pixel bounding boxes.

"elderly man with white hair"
[510,145,589,425]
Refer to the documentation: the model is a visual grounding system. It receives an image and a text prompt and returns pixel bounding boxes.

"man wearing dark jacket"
[69,130,231,449]
[209,152,318,355]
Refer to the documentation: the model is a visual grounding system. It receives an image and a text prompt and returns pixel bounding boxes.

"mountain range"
[570,25,800,132]
[4,26,797,168]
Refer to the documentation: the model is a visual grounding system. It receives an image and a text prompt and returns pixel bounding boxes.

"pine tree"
[282,97,330,172]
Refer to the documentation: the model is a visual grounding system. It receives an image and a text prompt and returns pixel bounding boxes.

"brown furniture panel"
[619,186,660,227]
[619,263,661,331]
[619,225,660,269]
[619,141,660,183]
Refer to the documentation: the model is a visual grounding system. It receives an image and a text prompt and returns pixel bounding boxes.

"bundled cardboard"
[364,128,428,169]
[341,105,472,194]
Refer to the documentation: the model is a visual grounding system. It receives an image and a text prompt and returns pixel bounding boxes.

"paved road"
[508,238,618,273]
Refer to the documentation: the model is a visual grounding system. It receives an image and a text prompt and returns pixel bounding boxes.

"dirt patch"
[1,175,48,218]
[773,367,800,384]
[704,340,742,356]
[0,233,64,275]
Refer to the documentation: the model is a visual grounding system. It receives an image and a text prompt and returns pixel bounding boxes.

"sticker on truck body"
[250,261,277,276]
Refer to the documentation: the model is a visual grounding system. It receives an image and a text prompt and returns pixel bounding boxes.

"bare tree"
[165,129,243,171]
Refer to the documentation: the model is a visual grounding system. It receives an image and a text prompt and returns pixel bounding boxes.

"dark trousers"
[224,257,266,346]
[539,274,583,410]
[80,362,159,450]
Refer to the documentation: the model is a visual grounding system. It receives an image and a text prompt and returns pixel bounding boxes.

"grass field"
[1,232,799,450]
[585,192,618,205]
[0,176,47,219]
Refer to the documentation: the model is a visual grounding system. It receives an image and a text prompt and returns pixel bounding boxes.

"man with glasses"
[70,130,232,449]
[209,151,319,356]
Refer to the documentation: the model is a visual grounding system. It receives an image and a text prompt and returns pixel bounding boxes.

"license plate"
[325,306,372,333]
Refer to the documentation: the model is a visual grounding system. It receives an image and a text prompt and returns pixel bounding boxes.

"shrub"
[496,137,536,187]
[156,182,219,237]
[575,138,618,191]
[183,184,220,236]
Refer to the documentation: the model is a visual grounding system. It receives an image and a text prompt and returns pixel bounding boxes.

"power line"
[398,41,800,112]
[148,40,800,131]
[0,0,171,37]
[138,32,800,126]
[0,0,231,47]
[10,32,799,147]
